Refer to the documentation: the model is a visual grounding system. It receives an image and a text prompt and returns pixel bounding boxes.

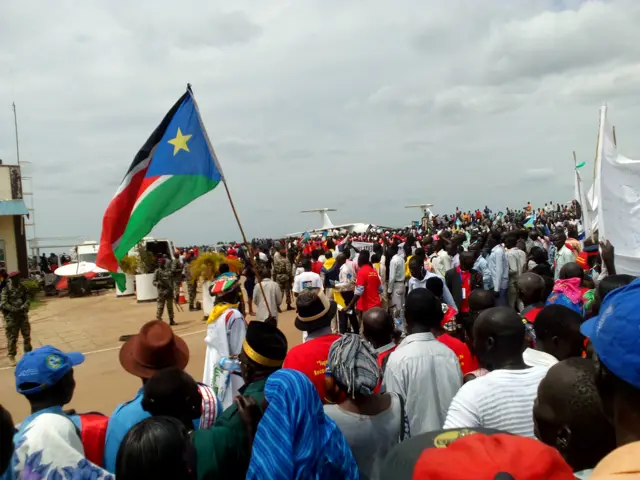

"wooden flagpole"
[188,84,274,319]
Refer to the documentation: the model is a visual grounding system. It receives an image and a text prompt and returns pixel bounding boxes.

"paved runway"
[0,291,301,421]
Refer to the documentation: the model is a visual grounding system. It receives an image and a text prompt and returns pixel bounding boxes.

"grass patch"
[29,297,43,310]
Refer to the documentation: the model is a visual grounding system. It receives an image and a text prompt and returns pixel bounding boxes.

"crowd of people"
[2,200,640,479]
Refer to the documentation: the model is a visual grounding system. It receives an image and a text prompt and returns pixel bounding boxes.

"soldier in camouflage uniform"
[153,259,176,326]
[272,242,293,311]
[183,257,198,311]
[1,271,32,366]
[172,258,183,304]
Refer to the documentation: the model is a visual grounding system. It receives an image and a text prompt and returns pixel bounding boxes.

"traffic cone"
[178,284,186,304]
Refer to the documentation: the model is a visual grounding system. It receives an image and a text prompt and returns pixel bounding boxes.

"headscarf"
[246,369,359,480]
[551,277,583,304]
[546,277,584,315]
[11,413,113,479]
[327,334,380,398]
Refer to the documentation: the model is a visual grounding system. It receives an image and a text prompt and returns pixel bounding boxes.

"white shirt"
[431,250,452,277]
[334,262,356,292]
[506,247,527,283]
[407,272,457,310]
[555,245,576,280]
[383,332,462,435]
[488,245,509,291]
[252,278,283,322]
[443,366,550,438]
[293,271,323,293]
[523,348,558,368]
[451,253,460,270]
[388,254,405,292]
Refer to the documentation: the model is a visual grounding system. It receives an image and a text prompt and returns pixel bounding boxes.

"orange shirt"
[283,334,340,403]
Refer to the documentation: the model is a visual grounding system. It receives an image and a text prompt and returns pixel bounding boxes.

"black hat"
[242,322,288,368]
[294,290,337,333]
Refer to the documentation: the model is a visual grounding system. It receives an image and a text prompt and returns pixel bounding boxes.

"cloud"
[174,11,262,49]
[476,2,640,85]
[524,168,555,180]
[0,0,639,245]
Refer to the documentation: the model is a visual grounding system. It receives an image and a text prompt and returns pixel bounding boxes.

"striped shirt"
[443,366,550,438]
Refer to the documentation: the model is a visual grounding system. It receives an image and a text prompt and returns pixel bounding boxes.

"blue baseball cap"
[580,277,640,389]
[15,345,85,395]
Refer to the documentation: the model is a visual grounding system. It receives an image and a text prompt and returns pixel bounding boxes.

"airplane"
[286,208,373,237]
[405,203,435,219]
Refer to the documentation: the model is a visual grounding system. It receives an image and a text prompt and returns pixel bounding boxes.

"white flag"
[596,105,640,276]
[574,167,592,239]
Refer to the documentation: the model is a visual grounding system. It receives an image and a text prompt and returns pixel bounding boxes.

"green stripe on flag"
[115,175,219,260]
[576,161,586,169]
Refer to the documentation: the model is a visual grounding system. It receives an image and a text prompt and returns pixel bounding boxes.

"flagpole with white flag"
[573,151,591,241]
[595,105,607,241]
[595,105,640,276]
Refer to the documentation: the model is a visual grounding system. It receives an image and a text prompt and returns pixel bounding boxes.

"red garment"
[356,264,382,311]
[376,345,397,370]
[283,334,340,403]
[523,307,543,323]
[457,266,471,313]
[311,261,323,275]
[437,333,478,375]
[193,246,199,257]
[78,413,109,467]
[373,344,398,393]
[441,304,457,331]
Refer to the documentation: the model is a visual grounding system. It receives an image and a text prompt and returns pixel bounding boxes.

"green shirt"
[193,379,266,480]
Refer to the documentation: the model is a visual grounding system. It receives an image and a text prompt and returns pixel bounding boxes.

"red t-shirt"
[282,334,340,403]
[437,333,478,375]
[356,264,382,311]
[311,261,323,275]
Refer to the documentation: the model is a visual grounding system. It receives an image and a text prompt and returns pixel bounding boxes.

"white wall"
[0,215,18,271]
[0,166,13,201]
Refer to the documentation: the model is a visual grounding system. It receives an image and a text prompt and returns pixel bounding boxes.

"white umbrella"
[54,262,108,277]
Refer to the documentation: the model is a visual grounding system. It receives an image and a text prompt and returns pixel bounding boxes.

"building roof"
[0,199,28,216]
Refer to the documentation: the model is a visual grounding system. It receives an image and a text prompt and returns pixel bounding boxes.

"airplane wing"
[285,223,372,237]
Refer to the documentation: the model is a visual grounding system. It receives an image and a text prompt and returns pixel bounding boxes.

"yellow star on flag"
[167,128,192,156]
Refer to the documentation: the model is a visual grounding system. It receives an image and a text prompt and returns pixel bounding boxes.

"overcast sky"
[0,0,638,246]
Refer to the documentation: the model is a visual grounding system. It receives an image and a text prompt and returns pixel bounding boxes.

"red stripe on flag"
[134,176,162,203]
[96,169,159,272]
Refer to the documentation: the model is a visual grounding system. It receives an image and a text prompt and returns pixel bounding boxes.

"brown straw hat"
[119,320,189,379]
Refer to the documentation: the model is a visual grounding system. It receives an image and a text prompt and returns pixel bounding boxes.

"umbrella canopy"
[54,262,108,277]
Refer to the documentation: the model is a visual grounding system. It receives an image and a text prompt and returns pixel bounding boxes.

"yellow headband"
[242,340,283,368]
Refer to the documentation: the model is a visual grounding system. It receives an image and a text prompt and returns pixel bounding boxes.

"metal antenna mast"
[13,102,37,256]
